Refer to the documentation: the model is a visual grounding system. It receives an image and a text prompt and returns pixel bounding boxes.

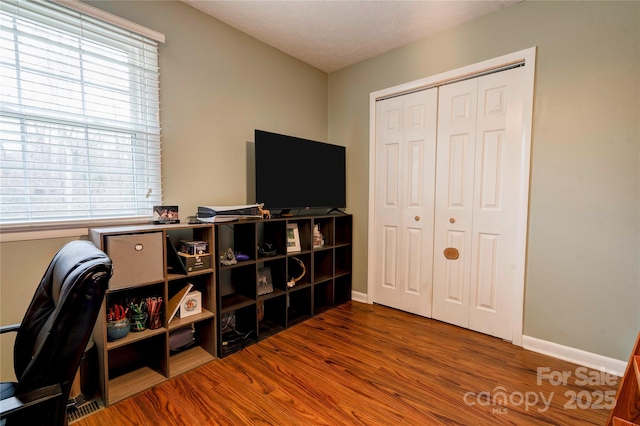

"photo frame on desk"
[286,223,301,253]
[153,205,179,224]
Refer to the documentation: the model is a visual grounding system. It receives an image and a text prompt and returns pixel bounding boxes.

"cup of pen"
[129,300,147,332]
[148,310,162,329]
[130,312,147,332]
[146,296,163,330]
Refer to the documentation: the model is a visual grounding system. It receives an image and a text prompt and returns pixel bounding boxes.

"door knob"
[415,216,420,221]
[449,218,455,224]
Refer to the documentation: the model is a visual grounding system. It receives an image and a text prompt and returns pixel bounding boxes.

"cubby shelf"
[89,214,352,404]
[221,294,255,312]
[90,223,216,406]
[106,327,167,351]
[108,366,166,405]
[169,346,216,378]
[168,310,215,330]
[214,214,352,358]
[167,268,214,281]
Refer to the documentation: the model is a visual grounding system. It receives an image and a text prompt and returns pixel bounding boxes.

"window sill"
[0,227,89,242]
[0,218,152,242]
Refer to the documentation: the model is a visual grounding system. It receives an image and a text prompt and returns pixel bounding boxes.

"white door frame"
[367,47,536,347]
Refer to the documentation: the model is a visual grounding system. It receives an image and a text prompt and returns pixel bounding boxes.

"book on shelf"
[167,283,193,324]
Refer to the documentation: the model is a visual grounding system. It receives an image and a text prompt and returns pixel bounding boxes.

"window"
[0,0,161,229]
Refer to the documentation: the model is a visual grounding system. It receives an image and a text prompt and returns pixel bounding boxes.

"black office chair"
[0,240,112,426]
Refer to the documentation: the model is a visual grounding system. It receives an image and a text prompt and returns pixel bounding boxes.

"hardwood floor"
[75,302,618,425]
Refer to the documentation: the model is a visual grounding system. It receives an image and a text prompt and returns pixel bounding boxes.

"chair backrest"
[12,240,111,423]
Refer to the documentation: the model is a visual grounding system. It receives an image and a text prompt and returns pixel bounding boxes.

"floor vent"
[68,399,103,423]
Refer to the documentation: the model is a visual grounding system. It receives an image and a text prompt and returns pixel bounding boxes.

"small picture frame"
[257,267,274,296]
[286,223,301,253]
[313,224,324,248]
[176,290,202,318]
[154,205,179,224]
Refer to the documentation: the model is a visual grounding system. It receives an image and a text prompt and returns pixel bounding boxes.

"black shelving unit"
[214,214,352,357]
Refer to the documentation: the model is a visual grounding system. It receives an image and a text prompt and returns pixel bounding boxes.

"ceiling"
[181,0,520,73]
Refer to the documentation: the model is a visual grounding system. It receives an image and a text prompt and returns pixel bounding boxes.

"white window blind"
[0,0,162,229]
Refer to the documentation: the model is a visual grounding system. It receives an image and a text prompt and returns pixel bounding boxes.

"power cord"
[222,329,256,354]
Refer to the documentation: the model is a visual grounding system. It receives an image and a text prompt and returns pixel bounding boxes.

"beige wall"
[329,0,639,361]
[0,0,327,380]
[88,0,329,212]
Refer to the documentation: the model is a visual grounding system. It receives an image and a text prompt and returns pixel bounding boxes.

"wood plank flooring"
[75,302,618,425]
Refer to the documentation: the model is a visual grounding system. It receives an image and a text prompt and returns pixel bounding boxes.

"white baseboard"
[351,291,368,304]
[522,335,627,377]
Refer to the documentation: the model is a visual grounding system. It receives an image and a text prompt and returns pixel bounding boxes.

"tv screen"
[255,130,346,212]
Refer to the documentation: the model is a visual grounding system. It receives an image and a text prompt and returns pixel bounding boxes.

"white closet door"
[468,67,525,340]
[432,67,525,340]
[432,78,479,329]
[373,89,437,317]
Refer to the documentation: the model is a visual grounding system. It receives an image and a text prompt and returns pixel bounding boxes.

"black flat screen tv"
[255,130,346,213]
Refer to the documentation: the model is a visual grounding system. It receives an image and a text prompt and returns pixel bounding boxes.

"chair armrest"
[0,324,20,334]
[0,383,62,419]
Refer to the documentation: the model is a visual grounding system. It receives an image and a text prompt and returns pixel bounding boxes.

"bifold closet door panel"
[373,88,437,317]
[432,78,478,329]
[467,67,525,340]
[432,67,525,341]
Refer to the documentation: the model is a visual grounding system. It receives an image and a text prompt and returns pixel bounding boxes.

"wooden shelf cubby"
[89,223,216,406]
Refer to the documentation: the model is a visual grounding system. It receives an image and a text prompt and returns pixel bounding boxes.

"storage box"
[105,232,164,290]
[178,252,211,272]
[179,240,208,255]
[177,291,202,318]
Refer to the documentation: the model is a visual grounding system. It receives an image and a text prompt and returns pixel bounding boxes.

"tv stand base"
[327,208,347,215]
